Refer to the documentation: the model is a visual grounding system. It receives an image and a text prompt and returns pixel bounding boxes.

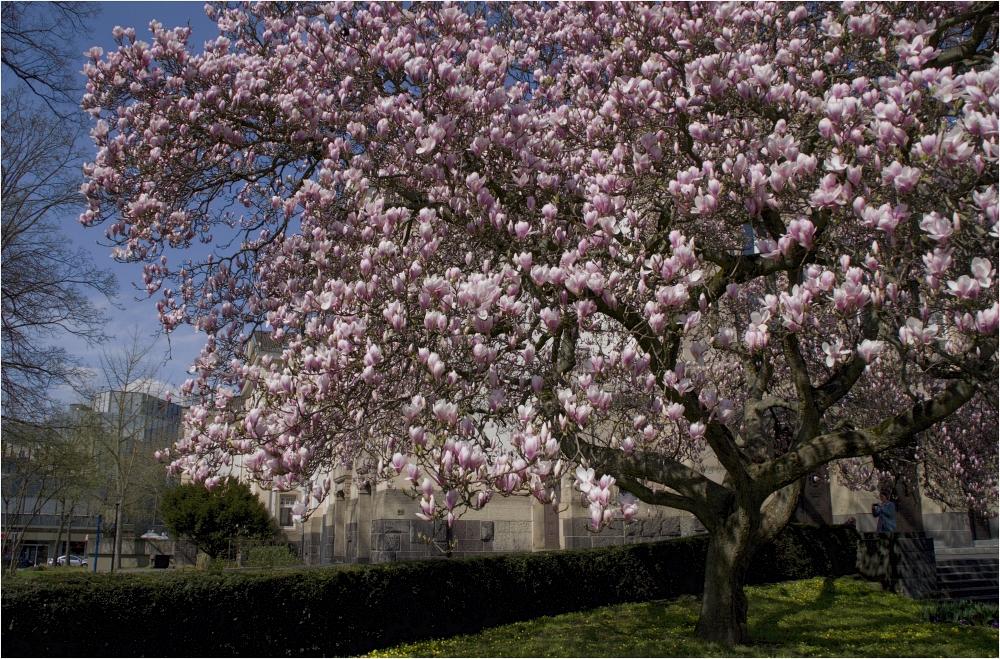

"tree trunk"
[53,499,66,567]
[695,510,760,646]
[112,498,122,573]
[65,511,73,566]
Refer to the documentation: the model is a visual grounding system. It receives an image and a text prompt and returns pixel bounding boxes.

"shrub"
[244,545,303,568]
[921,600,999,627]
[1,523,857,657]
[161,480,277,559]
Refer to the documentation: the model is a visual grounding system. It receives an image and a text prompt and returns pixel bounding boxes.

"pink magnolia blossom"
[856,340,886,364]
[919,212,954,243]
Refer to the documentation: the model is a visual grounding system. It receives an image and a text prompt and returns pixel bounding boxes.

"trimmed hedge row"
[1,523,857,657]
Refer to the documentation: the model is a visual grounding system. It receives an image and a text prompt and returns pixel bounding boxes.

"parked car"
[55,554,88,567]
[3,555,35,568]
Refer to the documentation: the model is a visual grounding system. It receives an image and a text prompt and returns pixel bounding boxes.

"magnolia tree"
[80,2,998,644]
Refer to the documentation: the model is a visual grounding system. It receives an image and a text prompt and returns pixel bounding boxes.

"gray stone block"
[592,535,624,548]
[433,520,448,542]
[371,520,384,534]
[897,537,935,553]
[411,520,433,544]
[566,536,592,549]
[641,519,659,537]
[481,521,494,542]
[382,519,410,534]
[454,520,478,540]
[371,551,396,563]
[680,517,707,537]
[508,521,531,537]
[492,533,520,552]
[455,539,483,553]
[386,534,400,551]
[896,561,937,581]
[660,517,681,537]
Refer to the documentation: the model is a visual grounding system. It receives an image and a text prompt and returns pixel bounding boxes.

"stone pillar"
[332,489,347,563]
[357,483,372,564]
[531,498,546,552]
[319,513,328,565]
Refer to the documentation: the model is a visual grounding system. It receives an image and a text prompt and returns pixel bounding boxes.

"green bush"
[244,545,303,567]
[0,523,857,657]
[161,480,277,559]
[921,599,999,627]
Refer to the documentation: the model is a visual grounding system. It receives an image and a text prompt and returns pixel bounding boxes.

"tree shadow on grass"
[746,577,864,649]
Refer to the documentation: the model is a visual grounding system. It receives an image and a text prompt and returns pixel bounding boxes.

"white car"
[55,554,88,567]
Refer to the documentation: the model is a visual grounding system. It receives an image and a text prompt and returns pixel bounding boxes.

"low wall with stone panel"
[857,531,938,599]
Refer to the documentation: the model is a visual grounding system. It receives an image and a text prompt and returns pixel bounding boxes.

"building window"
[279,495,297,527]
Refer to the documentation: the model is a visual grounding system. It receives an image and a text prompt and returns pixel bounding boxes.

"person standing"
[872,491,897,532]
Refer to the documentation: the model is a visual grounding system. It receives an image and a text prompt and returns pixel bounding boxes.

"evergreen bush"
[1,523,857,657]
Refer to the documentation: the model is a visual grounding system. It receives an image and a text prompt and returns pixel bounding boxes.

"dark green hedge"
[1,523,857,657]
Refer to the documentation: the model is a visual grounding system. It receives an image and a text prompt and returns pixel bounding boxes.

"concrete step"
[938,577,1000,592]
[937,569,997,581]
[937,567,997,578]
[937,589,999,602]
[937,560,999,571]
[936,546,1000,559]
[934,547,999,603]
[936,568,997,580]
[937,562,999,573]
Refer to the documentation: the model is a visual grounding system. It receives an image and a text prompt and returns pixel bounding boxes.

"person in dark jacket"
[872,491,897,532]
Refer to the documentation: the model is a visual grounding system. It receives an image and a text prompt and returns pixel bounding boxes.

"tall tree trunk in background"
[112,497,122,573]
[52,498,65,567]
[65,509,73,565]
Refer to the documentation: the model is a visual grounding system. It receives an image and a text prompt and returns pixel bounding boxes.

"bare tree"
[1,412,96,575]
[0,2,101,116]
[79,330,177,572]
[1,88,118,425]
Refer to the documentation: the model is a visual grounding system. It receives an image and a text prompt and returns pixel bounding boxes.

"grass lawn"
[367,577,998,657]
[7,566,91,579]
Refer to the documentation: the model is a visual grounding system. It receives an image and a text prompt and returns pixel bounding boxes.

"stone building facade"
[237,332,994,567]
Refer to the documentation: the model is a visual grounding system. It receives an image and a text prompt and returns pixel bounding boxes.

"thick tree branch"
[813,312,879,413]
[758,479,804,542]
[756,379,978,492]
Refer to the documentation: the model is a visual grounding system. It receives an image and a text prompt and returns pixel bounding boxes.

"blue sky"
[52,3,225,397]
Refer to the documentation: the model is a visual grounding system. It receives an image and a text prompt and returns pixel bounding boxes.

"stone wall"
[370,518,533,563]
[345,522,358,563]
[857,531,937,599]
[562,515,700,549]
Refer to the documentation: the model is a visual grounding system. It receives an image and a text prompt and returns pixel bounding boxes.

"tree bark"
[694,507,760,646]
[112,497,122,573]
[53,498,66,567]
